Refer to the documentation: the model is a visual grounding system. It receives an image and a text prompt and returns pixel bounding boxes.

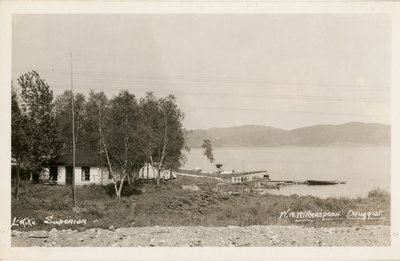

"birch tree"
[104,90,143,198]
[140,94,186,186]
[83,90,112,184]
[83,91,108,152]
[138,93,160,182]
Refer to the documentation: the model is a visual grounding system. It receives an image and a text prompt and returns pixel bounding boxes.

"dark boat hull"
[307,180,338,185]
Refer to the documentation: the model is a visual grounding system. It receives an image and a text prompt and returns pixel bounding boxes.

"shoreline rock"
[11,225,390,247]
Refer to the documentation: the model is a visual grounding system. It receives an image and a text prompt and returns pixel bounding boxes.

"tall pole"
[70,52,77,206]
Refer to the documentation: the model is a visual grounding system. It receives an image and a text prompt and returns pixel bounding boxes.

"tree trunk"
[114,181,120,198]
[156,169,161,187]
[98,102,113,183]
[155,110,168,187]
[71,177,76,206]
[114,173,127,199]
[117,173,127,198]
[15,164,20,200]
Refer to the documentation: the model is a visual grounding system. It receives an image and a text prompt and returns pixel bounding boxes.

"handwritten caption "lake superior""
[279,209,385,222]
[11,215,87,228]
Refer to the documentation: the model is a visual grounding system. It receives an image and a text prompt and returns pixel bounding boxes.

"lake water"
[183,146,391,198]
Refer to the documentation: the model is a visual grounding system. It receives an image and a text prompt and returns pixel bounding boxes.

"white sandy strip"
[175,173,223,181]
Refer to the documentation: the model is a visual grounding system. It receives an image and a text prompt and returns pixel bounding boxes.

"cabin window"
[81,166,90,181]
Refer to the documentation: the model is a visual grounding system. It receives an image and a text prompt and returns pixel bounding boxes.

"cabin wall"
[75,166,103,185]
[41,166,112,185]
[91,167,102,184]
[73,167,84,185]
[226,173,268,184]
[58,166,66,185]
[138,164,176,179]
[43,165,179,185]
[100,167,113,185]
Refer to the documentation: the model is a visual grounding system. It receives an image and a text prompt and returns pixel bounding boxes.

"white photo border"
[0,1,399,260]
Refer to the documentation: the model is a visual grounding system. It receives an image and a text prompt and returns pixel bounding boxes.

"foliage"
[105,91,142,172]
[17,71,61,180]
[102,90,145,197]
[139,93,187,185]
[160,95,188,171]
[202,139,215,163]
[12,84,27,200]
[12,72,188,196]
[11,85,27,162]
[82,90,109,154]
[54,90,87,152]
[104,181,142,197]
[368,187,390,200]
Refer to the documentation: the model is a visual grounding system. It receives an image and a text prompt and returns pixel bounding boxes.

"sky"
[12,14,391,130]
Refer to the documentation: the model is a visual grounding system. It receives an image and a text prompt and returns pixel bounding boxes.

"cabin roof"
[50,150,103,166]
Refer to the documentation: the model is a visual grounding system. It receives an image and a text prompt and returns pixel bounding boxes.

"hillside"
[185,122,390,148]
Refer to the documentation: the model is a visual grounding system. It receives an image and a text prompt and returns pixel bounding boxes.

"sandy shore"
[11,225,390,247]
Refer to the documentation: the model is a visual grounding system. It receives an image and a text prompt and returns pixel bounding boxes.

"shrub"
[86,207,105,218]
[368,187,390,199]
[104,181,142,197]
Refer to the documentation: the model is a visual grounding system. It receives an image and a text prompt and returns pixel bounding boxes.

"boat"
[193,167,202,173]
[307,180,345,185]
[255,182,280,189]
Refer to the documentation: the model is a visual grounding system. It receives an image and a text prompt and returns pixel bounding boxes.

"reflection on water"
[266,184,352,199]
[183,146,390,198]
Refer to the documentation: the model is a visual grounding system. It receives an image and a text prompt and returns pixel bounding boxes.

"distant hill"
[185,122,390,148]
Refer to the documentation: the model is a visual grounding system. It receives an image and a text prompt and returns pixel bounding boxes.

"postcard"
[1,1,399,260]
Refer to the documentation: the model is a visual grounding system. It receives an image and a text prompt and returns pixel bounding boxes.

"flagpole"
[70,52,77,206]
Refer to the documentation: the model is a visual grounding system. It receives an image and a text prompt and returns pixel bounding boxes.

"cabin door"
[50,166,58,181]
[66,166,73,185]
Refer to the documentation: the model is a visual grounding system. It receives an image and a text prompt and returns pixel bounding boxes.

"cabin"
[221,171,269,184]
[40,151,112,185]
[138,163,177,180]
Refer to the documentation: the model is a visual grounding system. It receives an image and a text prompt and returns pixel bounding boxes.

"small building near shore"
[221,171,269,184]
[138,163,177,180]
[40,150,112,185]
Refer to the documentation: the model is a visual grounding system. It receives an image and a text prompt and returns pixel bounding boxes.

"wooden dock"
[176,169,346,187]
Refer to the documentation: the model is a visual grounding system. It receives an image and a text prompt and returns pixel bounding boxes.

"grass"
[11,177,391,231]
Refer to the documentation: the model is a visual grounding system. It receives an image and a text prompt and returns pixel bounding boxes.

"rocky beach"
[12,225,390,247]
